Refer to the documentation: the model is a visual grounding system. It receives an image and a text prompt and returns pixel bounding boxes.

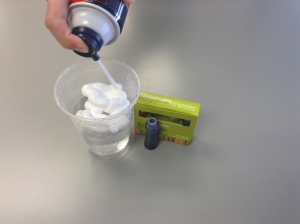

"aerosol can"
[68,0,130,60]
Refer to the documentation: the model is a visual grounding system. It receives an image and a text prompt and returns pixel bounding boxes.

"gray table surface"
[1,1,299,224]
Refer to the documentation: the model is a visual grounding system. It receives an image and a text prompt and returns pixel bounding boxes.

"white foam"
[75,60,131,133]
[104,98,121,113]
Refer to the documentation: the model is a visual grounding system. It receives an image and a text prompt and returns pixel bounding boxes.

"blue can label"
[71,0,129,34]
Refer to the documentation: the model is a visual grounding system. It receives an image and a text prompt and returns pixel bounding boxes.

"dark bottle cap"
[144,117,160,150]
[72,26,103,61]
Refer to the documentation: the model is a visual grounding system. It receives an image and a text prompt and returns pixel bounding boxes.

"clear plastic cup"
[54,58,140,157]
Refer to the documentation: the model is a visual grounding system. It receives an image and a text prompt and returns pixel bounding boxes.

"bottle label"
[70,0,129,34]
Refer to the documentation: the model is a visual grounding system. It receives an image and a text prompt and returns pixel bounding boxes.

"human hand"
[45,0,135,53]
[124,0,135,3]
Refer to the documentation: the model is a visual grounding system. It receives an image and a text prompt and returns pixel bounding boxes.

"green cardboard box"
[134,91,200,146]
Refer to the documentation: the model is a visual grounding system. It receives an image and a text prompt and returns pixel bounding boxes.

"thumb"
[67,33,90,53]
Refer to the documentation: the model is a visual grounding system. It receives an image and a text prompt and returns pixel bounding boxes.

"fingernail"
[75,47,89,53]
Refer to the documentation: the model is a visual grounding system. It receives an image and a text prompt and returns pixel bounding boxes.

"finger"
[45,0,88,53]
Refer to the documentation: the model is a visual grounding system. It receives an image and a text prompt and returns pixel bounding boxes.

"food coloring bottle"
[144,118,160,150]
